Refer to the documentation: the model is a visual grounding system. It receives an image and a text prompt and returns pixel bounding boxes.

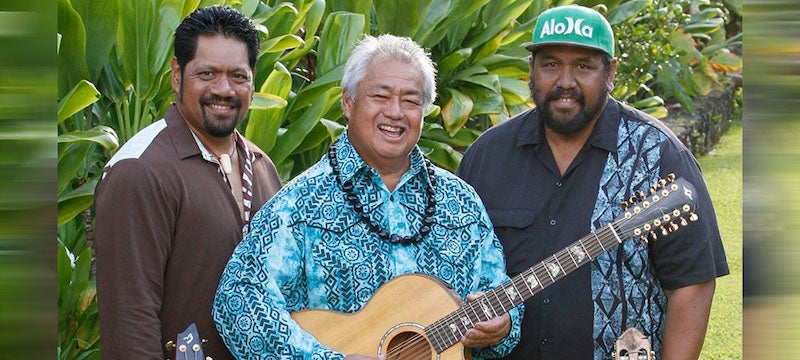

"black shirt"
[457,99,729,359]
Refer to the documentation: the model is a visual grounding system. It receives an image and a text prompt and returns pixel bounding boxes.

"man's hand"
[460,292,511,348]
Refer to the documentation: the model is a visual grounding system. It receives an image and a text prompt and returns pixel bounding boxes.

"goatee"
[200,95,242,137]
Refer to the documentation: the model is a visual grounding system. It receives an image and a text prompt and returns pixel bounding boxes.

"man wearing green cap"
[457,5,728,360]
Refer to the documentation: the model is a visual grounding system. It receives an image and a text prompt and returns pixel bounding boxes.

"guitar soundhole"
[385,331,433,360]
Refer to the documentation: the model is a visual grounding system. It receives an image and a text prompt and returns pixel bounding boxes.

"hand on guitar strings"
[461,292,513,348]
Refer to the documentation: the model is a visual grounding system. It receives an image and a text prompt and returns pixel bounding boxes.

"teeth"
[378,124,403,133]
[209,104,232,110]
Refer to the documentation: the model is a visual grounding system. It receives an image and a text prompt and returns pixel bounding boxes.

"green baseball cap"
[524,5,614,57]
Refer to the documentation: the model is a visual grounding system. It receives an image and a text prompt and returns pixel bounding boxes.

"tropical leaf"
[605,0,652,25]
[316,12,365,77]
[441,88,474,135]
[69,0,119,80]
[374,0,432,37]
[269,87,337,164]
[58,80,101,124]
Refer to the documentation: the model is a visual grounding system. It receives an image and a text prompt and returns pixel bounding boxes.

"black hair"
[173,5,260,72]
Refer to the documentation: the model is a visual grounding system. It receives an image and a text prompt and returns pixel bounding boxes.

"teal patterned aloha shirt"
[213,132,522,359]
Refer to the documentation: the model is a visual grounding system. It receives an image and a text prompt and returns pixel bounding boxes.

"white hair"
[340,34,437,110]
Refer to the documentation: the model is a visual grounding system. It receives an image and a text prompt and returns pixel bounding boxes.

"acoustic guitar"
[292,174,698,360]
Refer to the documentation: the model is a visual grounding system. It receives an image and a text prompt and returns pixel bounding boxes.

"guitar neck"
[424,222,624,352]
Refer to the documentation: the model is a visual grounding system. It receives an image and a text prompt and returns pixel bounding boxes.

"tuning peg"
[165,341,176,351]
[636,190,647,200]
[657,179,667,188]
[660,226,669,236]
[669,222,680,232]
[639,235,649,245]
[650,186,658,194]
[621,202,629,211]
[628,195,639,204]
[666,173,676,182]
[649,231,658,241]
[679,216,688,226]
[689,212,699,222]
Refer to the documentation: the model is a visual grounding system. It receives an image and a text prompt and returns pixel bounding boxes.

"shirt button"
[543,298,550,304]
[541,338,550,345]
[555,181,562,187]
[549,219,556,226]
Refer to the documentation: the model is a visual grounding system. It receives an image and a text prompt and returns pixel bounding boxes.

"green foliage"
[610,0,742,114]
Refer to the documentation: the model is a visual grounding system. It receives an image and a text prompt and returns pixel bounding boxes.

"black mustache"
[546,88,583,103]
[200,95,242,108]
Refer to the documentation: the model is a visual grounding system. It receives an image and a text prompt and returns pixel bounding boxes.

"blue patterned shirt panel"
[214,133,522,359]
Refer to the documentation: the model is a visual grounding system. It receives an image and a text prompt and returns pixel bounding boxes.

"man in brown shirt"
[94,6,282,359]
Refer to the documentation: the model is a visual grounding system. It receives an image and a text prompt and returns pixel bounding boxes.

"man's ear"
[606,58,618,91]
[170,57,181,96]
[341,89,352,122]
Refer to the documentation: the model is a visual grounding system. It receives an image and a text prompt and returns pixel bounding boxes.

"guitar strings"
[382,332,431,359]
[379,211,656,358]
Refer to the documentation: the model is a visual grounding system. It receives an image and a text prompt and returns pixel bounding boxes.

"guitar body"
[291,273,471,360]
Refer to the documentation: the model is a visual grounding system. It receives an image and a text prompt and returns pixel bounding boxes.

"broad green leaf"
[499,77,531,106]
[238,0,261,18]
[58,80,101,124]
[57,142,91,195]
[302,0,326,41]
[58,126,119,151]
[441,88,473,135]
[247,62,292,152]
[375,0,432,37]
[415,0,451,46]
[417,138,462,172]
[317,12,364,77]
[57,0,89,98]
[327,0,371,34]
[58,180,98,227]
[71,0,119,80]
[606,0,651,25]
[262,3,299,38]
[709,51,743,73]
[260,34,304,55]
[181,0,201,18]
[629,95,664,109]
[422,122,481,147]
[250,93,289,110]
[460,74,501,92]
[434,0,492,36]
[642,106,668,119]
[460,86,505,116]
[320,119,346,140]
[682,18,724,35]
[478,54,529,78]
[117,0,181,101]
[270,87,337,164]
[468,0,530,49]
[438,48,472,75]
[292,64,345,110]
[448,64,488,83]
[473,32,505,63]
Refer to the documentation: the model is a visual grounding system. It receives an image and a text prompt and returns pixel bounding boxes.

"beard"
[199,94,242,137]
[530,81,608,136]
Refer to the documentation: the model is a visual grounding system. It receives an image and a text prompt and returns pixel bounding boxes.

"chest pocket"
[487,208,538,275]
